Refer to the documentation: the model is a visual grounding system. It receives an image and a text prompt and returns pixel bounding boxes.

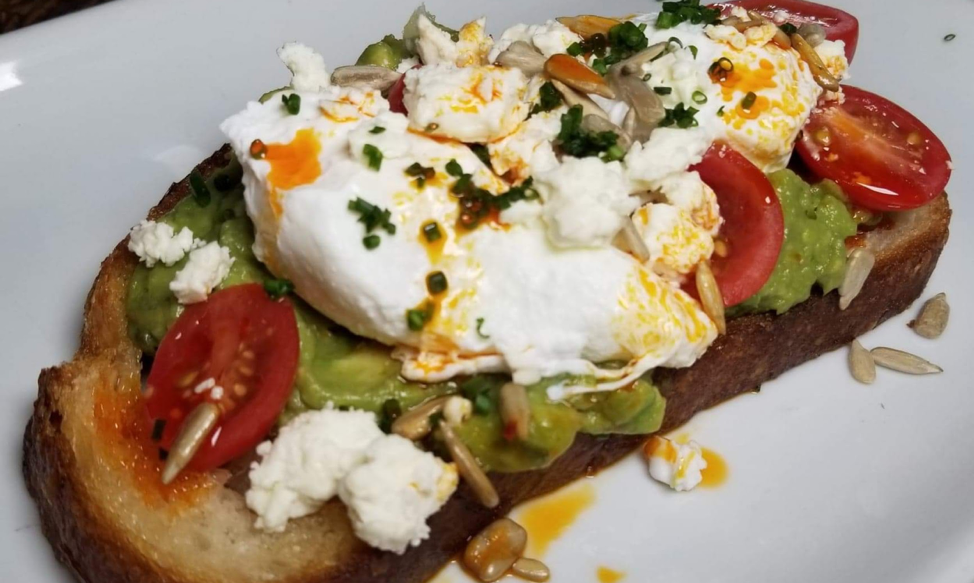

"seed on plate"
[791,33,840,91]
[870,347,943,375]
[848,340,876,384]
[511,558,551,582]
[161,402,221,485]
[838,248,875,310]
[908,292,949,339]
[391,396,450,441]
[556,15,621,39]
[500,383,531,441]
[463,518,528,582]
[696,260,726,335]
[330,65,401,91]
[544,54,616,99]
[440,422,500,508]
[494,41,546,76]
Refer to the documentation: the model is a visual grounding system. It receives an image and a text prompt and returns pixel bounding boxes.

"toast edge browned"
[22,143,950,583]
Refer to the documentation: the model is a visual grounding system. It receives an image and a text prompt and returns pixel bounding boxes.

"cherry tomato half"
[718,0,859,61]
[691,143,785,306]
[796,85,951,211]
[145,283,299,471]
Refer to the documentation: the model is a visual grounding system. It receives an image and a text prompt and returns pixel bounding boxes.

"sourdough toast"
[24,145,950,583]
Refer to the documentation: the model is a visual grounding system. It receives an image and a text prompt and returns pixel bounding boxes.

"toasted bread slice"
[24,145,950,583]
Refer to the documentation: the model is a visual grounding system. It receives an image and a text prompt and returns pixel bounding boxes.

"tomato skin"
[146,284,299,471]
[796,85,952,212]
[691,143,785,306]
[718,0,859,61]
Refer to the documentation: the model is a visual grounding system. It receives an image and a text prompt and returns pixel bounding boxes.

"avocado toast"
[23,2,953,582]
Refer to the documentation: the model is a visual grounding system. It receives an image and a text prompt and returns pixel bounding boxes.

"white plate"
[1,1,971,581]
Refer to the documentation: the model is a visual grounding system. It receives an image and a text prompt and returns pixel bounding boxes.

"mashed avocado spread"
[126,160,854,473]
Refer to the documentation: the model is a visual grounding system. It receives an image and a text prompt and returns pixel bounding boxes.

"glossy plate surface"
[0,1,971,581]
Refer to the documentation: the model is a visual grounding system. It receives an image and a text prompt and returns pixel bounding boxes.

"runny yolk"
[517,483,596,557]
[264,128,322,216]
[720,58,777,100]
[700,447,729,488]
[419,220,446,262]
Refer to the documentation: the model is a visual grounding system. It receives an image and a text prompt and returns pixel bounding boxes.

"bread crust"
[24,145,951,583]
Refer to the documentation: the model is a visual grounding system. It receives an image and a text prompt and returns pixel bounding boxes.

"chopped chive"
[741,91,757,110]
[281,93,301,115]
[473,393,492,415]
[566,42,583,57]
[445,159,464,177]
[363,234,381,249]
[642,73,652,82]
[422,222,442,243]
[189,171,211,207]
[692,90,708,104]
[151,419,166,442]
[362,144,382,170]
[637,23,647,31]
[370,126,386,134]
[689,45,698,59]
[406,305,431,331]
[602,144,625,162]
[426,271,448,295]
[944,33,956,42]
[668,36,683,48]
[263,278,294,299]
[654,86,673,95]
[476,317,489,338]
[780,22,798,35]
[717,105,726,116]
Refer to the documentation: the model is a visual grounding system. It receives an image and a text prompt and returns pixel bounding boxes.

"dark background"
[0,0,103,34]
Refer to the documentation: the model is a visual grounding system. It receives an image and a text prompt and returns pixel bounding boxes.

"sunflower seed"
[909,292,949,339]
[848,340,876,384]
[696,260,726,335]
[500,383,531,441]
[545,54,616,99]
[838,248,875,310]
[512,557,551,582]
[391,396,450,441]
[464,518,527,582]
[870,347,943,375]
[791,33,840,91]
[555,15,622,38]
[548,79,609,120]
[330,65,401,91]
[440,422,500,508]
[494,41,546,76]
[161,402,221,485]
[614,219,651,263]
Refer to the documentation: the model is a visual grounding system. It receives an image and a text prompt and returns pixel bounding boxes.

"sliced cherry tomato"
[690,143,785,306]
[718,0,859,61]
[145,283,299,471]
[796,85,951,211]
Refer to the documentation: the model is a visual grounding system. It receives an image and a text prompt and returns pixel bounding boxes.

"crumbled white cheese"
[455,18,493,67]
[246,409,385,533]
[338,434,458,554]
[815,39,850,81]
[169,241,234,304]
[534,158,638,248]
[487,105,563,184]
[489,20,582,62]
[403,63,529,143]
[645,436,708,492]
[127,220,198,267]
[415,14,459,66]
[443,396,472,426]
[704,24,747,50]
[278,42,330,92]
[625,127,711,187]
[396,56,420,73]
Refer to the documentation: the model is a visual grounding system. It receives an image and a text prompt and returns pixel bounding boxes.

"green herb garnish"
[426,271,448,295]
[692,90,708,104]
[654,86,673,95]
[556,105,621,160]
[422,221,442,243]
[406,302,433,331]
[445,159,464,177]
[263,278,294,299]
[281,93,301,115]
[656,0,721,29]
[476,317,489,338]
[370,126,386,134]
[780,22,798,35]
[362,144,383,170]
[530,81,564,116]
[742,91,757,110]
[944,33,956,42]
[660,102,700,128]
[348,196,396,243]
[363,234,381,249]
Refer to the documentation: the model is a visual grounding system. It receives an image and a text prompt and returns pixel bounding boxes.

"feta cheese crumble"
[645,436,708,492]
[169,241,233,304]
[247,409,458,553]
[534,158,638,248]
[127,220,198,267]
[338,434,459,553]
[278,42,330,93]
